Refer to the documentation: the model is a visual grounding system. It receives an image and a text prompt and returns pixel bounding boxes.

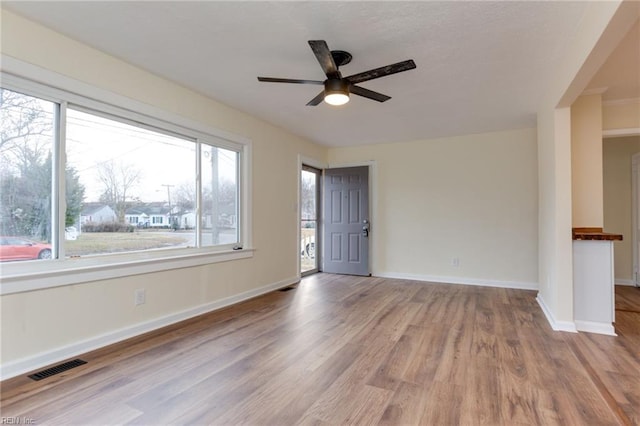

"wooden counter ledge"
[572,227,623,241]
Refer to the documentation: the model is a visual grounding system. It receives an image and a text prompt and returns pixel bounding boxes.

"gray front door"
[323,166,370,276]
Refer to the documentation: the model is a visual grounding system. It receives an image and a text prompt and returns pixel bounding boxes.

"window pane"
[0,88,55,262]
[65,108,196,257]
[301,170,317,221]
[201,145,238,246]
[301,169,317,273]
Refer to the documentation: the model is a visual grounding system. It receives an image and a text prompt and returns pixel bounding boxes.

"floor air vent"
[28,359,87,381]
[279,286,296,292]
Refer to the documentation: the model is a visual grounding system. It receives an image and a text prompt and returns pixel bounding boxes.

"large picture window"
[0,84,244,268]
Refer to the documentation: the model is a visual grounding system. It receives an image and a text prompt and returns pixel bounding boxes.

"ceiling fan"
[257,40,416,106]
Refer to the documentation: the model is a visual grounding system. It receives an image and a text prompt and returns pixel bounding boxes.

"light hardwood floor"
[2,274,639,425]
[616,284,640,314]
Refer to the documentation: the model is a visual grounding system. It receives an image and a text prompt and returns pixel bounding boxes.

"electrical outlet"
[451,257,460,267]
[134,288,146,306]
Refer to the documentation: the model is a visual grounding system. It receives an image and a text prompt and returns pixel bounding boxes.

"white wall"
[535,0,634,330]
[536,106,573,328]
[604,100,640,130]
[328,128,538,288]
[0,9,327,376]
[571,94,604,228]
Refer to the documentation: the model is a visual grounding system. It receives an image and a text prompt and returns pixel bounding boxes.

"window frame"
[0,69,253,296]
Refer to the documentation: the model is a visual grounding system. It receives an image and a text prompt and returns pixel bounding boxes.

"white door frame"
[297,155,327,278]
[632,152,640,287]
[604,128,640,287]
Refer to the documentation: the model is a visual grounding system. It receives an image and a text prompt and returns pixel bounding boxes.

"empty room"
[1,1,639,424]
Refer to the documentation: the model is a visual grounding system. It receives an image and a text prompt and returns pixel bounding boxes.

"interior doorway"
[300,165,321,276]
[602,137,640,331]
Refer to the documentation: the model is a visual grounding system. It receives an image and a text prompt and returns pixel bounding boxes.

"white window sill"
[0,247,254,295]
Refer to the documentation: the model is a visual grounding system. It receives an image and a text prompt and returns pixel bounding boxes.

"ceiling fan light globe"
[324,93,350,106]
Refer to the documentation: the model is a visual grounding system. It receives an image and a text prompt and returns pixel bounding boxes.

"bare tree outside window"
[173,181,196,211]
[96,159,142,222]
[0,89,52,155]
[0,88,85,246]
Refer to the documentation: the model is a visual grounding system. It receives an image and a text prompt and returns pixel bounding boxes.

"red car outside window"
[0,237,52,261]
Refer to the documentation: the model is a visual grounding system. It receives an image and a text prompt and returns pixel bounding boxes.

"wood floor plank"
[401,323,449,385]
[420,380,464,425]
[377,381,428,426]
[296,339,397,424]
[616,285,640,313]
[249,343,364,425]
[432,324,474,386]
[339,385,392,426]
[2,274,639,425]
[367,325,424,391]
[461,355,502,425]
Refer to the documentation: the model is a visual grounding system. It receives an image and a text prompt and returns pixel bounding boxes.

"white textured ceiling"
[3,1,617,147]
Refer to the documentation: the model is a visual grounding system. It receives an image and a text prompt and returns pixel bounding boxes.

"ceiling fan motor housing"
[324,78,350,105]
[325,78,350,96]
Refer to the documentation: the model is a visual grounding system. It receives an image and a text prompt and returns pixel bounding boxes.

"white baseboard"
[615,278,635,286]
[0,276,299,381]
[575,320,617,336]
[376,271,538,290]
[536,294,578,333]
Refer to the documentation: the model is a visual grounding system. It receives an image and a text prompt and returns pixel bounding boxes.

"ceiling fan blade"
[306,91,325,106]
[350,85,391,103]
[346,59,416,84]
[258,77,324,85]
[308,40,340,78]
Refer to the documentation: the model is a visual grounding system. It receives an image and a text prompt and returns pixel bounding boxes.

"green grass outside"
[65,232,189,256]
